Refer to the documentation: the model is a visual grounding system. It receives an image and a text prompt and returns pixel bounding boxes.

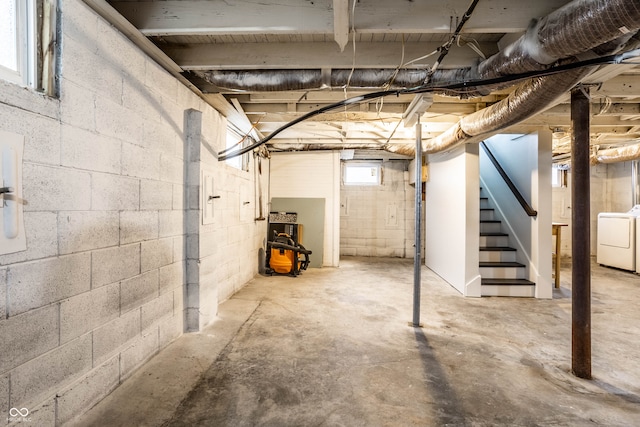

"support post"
[412,116,423,327]
[571,85,592,379]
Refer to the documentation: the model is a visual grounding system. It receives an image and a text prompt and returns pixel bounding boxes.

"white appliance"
[636,216,640,274]
[597,205,640,271]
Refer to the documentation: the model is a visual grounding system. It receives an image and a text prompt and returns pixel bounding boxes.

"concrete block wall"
[552,161,635,257]
[340,160,416,258]
[269,151,341,267]
[0,0,265,425]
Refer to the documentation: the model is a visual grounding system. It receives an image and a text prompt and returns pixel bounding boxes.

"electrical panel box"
[0,130,26,255]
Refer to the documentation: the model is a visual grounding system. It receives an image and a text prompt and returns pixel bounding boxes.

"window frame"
[342,161,383,186]
[225,126,251,172]
[0,0,37,88]
[552,164,568,188]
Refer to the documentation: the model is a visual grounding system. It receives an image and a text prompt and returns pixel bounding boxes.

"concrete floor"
[73,257,640,426]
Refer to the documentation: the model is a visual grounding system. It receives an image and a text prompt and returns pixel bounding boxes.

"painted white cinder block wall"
[340,160,418,258]
[552,161,636,257]
[0,1,265,425]
[269,151,340,267]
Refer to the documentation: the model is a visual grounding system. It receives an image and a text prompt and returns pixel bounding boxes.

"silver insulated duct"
[408,0,640,155]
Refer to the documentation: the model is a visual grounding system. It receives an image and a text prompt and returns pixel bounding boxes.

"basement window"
[0,0,57,95]
[225,127,250,171]
[343,162,382,186]
[552,164,568,188]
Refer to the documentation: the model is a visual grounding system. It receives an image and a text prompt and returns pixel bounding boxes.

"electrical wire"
[426,0,481,81]
[217,48,640,161]
[343,0,358,94]
[458,36,487,60]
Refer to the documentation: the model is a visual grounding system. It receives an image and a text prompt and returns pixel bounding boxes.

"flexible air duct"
[591,144,640,164]
[198,68,471,92]
[422,67,591,154]
[478,0,640,79]
[383,30,639,157]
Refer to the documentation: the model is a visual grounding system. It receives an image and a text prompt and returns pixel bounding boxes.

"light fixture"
[402,94,433,128]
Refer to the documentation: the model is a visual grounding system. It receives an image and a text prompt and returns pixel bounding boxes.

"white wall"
[425,144,481,297]
[269,151,340,267]
[480,132,553,298]
[340,159,417,258]
[553,161,635,256]
[0,1,265,425]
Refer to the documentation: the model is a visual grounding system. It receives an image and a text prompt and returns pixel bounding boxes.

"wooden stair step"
[481,278,535,286]
[480,246,516,251]
[480,261,525,268]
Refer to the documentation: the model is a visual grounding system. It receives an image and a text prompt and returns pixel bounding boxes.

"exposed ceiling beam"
[109,0,569,36]
[333,0,349,51]
[163,41,497,70]
[592,75,640,98]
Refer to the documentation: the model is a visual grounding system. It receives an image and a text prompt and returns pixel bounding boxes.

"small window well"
[343,162,382,186]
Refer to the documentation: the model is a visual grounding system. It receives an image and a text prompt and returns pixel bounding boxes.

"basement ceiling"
[105,0,640,161]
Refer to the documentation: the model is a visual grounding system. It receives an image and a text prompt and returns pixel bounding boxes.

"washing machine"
[597,205,640,271]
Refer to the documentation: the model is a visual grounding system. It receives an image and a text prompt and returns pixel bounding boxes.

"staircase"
[479,193,535,297]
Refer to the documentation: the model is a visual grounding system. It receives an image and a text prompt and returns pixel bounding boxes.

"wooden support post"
[571,85,592,379]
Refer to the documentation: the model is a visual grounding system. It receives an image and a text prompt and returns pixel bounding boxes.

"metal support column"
[571,85,592,379]
[412,117,423,327]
